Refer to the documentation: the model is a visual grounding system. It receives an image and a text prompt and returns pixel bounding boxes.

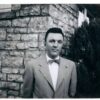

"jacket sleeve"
[22,61,34,98]
[69,62,77,97]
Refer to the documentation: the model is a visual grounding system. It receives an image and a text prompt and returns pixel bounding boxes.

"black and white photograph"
[0,4,100,98]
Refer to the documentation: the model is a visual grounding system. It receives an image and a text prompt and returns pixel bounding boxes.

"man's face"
[45,33,64,59]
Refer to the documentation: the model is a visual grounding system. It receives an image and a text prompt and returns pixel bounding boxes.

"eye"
[58,40,63,44]
[49,39,55,43]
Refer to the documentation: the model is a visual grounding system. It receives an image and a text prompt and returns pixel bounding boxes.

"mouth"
[52,49,59,52]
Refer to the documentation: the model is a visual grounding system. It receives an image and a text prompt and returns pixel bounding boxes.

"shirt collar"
[46,54,60,62]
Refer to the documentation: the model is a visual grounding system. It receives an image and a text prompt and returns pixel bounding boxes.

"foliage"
[68,21,95,97]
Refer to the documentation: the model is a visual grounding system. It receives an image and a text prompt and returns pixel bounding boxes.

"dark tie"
[48,59,60,64]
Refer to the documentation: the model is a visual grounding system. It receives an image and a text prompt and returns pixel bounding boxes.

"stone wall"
[0,4,78,98]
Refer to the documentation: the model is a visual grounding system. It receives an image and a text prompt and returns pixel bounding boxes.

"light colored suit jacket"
[22,53,77,98]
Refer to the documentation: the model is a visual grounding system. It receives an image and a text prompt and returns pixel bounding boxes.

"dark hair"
[45,27,64,42]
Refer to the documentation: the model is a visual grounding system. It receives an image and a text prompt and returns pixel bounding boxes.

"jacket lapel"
[38,54,68,92]
[38,54,54,91]
[56,57,67,91]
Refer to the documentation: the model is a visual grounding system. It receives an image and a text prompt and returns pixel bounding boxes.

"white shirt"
[46,54,59,90]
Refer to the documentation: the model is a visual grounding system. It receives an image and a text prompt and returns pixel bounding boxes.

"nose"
[53,41,58,47]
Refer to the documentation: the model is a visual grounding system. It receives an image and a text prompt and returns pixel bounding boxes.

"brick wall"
[0,4,78,98]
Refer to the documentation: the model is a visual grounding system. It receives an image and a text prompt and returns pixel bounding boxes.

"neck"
[46,53,59,59]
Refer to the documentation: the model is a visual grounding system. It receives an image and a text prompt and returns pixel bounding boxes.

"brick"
[38,33,45,42]
[61,13,69,24]
[69,4,78,12]
[66,26,72,34]
[69,18,74,27]
[20,5,40,16]
[0,28,6,40]
[2,68,18,74]
[52,4,66,14]
[12,4,21,11]
[2,68,24,74]
[0,90,7,97]
[6,28,14,33]
[51,14,68,27]
[28,17,48,31]
[49,5,78,30]
[69,14,74,20]
[7,82,19,90]
[40,4,49,15]
[28,28,46,33]
[0,81,7,89]
[60,4,74,15]
[0,20,11,27]
[21,34,38,41]
[1,57,23,68]
[24,41,38,48]
[59,5,69,11]
[12,18,30,27]
[8,90,19,96]
[16,42,25,50]
[67,5,79,17]
[0,51,9,59]
[48,17,57,28]
[67,26,75,34]
[74,18,78,28]
[7,34,20,40]
[0,73,6,80]
[38,33,45,50]
[53,18,59,25]
[28,28,35,33]
[30,5,40,15]
[5,41,17,50]
[49,5,63,20]
[8,74,23,82]
[9,51,24,57]
[16,11,20,17]
[17,41,38,49]
[25,50,40,58]
[0,12,15,20]
[62,24,69,33]
[38,41,45,50]
[14,28,27,34]
[0,41,6,49]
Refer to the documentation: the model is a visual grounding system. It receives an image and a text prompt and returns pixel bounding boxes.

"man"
[22,27,77,98]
